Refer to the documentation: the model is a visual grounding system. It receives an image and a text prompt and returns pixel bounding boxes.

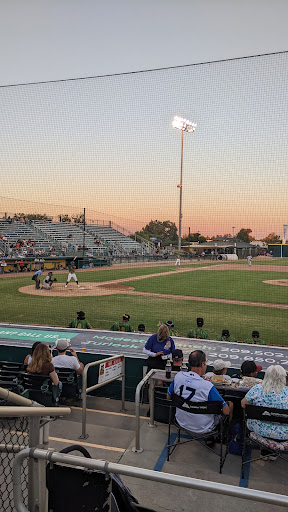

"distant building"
[182,237,258,259]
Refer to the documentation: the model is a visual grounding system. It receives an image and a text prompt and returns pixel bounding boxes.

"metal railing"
[13,448,288,512]
[80,354,125,439]
[133,368,177,453]
[0,387,71,512]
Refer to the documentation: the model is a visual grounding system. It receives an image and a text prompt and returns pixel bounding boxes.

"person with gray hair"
[241,365,288,449]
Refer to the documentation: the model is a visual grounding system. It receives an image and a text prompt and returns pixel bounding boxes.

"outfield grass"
[128,269,288,304]
[0,265,287,345]
[229,258,288,266]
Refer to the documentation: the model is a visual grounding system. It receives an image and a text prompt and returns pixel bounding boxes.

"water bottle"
[165,360,172,379]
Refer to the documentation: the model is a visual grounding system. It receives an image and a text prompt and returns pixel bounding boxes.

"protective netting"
[0,403,29,512]
[1,51,287,238]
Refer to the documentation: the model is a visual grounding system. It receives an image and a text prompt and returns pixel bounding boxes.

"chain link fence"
[0,399,29,512]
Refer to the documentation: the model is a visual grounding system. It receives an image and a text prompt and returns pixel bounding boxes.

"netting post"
[28,416,42,512]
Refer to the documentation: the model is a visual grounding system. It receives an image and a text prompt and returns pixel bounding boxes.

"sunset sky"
[1,1,287,239]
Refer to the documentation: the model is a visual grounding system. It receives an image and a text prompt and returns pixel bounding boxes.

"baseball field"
[1,258,287,346]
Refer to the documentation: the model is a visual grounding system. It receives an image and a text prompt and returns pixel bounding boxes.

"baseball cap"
[55,338,70,351]
[213,359,231,371]
[172,349,183,361]
[241,360,262,375]
[197,317,204,327]
[222,329,230,337]
[77,311,85,318]
[165,321,174,328]
[138,323,145,332]
[123,314,130,321]
[252,330,260,338]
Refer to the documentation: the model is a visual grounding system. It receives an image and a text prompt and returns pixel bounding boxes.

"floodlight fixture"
[172,115,197,252]
[172,116,197,133]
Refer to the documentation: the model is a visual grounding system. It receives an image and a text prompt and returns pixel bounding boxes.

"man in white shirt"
[204,359,232,384]
[52,338,83,375]
[167,350,232,434]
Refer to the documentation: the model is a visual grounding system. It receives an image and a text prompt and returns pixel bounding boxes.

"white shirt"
[204,372,232,384]
[52,354,80,371]
[168,371,226,434]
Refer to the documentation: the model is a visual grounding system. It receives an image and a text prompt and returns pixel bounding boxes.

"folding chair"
[21,373,60,406]
[154,386,174,424]
[242,404,288,477]
[167,393,228,473]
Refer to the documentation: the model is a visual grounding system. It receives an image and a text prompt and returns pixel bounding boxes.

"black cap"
[252,330,259,338]
[123,314,130,321]
[138,324,145,332]
[172,349,183,361]
[197,317,204,327]
[165,321,174,328]
[77,311,85,319]
[222,329,230,337]
[241,360,262,376]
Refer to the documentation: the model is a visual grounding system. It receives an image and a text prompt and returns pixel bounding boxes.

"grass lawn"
[0,265,287,345]
[229,258,288,266]
[128,269,288,304]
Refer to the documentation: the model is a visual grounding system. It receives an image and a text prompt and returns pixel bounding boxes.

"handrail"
[0,406,71,417]
[80,354,125,439]
[13,448,288,512]
[0,387,33,406]
[133,369,178,452]
[132,368,155,453]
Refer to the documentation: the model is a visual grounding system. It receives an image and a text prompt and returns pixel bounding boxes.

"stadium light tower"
[172,116,197,251]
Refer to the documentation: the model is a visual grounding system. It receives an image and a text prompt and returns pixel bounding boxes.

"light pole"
[172,116,197,251]
[232,226,235,238]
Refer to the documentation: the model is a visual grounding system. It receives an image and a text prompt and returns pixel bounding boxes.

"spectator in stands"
[238,361,263,389]
[165,320,179,337]
[111,314,134,332]
[204,359,232,384]
[138,324,146,334]
[0,257,7,274]
[27,343,59,386]
[241,365,288,457]
[167,350,233,440]
[69,311,91,329]
[245,330,266,345]
[143,322,175,372]
[52,338,83,375]
[171,349,184,371]
[217,329,236,342]
[34,257,40,270]
[24,341,42,365]
[187,317,209,339]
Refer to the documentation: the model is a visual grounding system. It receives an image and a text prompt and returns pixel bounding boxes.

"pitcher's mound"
[263,279,288,287]
[19,282,134,297]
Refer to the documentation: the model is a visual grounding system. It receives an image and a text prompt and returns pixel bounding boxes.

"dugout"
[268,244,288,258]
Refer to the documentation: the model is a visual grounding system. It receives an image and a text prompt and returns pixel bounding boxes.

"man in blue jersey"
[167,350,232,435]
